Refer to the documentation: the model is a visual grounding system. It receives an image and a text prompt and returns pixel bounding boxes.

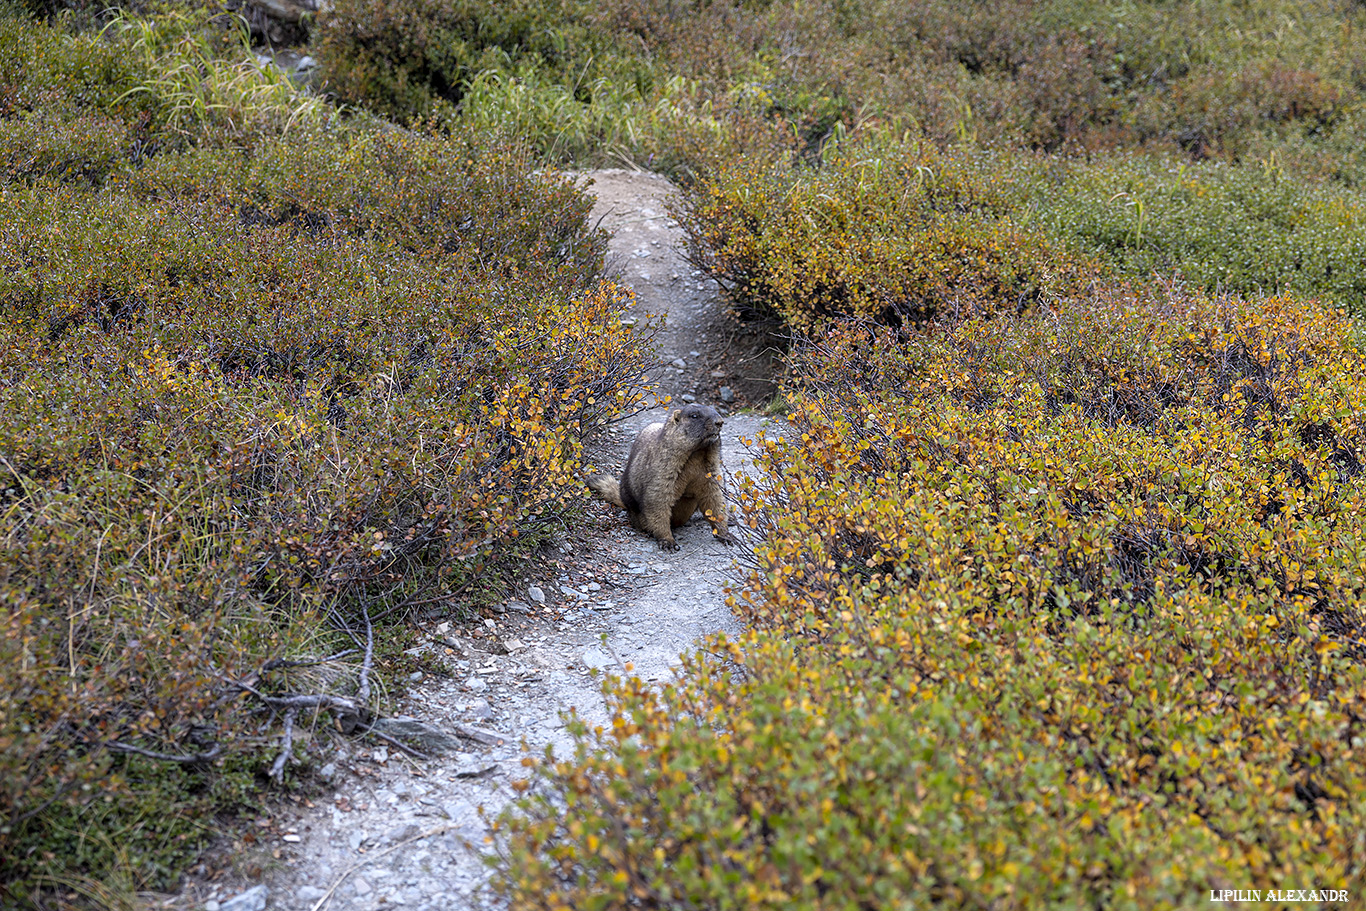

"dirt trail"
[183,169,780,911]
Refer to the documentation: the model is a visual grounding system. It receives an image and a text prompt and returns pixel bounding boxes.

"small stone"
[466,698,495,721]
[587,581,601,592]
[681,393,697,403]
[372,746,389,763]
[295,55,317,72]
[719,386,735,403]
[582,648,614,670]
[466,677,488,692]
[527,586,545,605]
[671,357,687,369]
[205,903,220,911]
[689,350,701,357]
[409,671,424,683]
[219,885,268,911]
[385,823,423,845]
[436,621,451,635]
[444,800,476,822]
[282,833,301,843]
[318,762,337,780]
[352,876,372,896]
[297,885,326,902]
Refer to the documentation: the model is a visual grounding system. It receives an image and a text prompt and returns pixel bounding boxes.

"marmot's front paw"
[658,537,680,552]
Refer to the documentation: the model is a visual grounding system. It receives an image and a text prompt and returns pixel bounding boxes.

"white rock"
[527,586,545,604]
[219,885,268,911]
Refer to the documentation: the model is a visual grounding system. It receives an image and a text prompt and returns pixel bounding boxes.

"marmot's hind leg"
[670,495,698,528]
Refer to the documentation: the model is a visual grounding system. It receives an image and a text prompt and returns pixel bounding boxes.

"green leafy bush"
[313,0,625,124]
[1019,153,1366,314]
[495,287,1366,908]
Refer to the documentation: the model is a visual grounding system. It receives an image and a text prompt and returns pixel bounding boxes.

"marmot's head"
[669,403,723,445]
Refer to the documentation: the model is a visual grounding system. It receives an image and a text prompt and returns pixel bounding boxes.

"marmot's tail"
[587,474,624,508]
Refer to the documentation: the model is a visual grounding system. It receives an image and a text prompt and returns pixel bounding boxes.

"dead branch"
[105,741,223,765]
[269,707,298,782]
[260,650,359,673]
[354,722,432,760]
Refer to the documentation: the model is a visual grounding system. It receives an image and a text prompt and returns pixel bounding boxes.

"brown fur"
[588,404,736,551]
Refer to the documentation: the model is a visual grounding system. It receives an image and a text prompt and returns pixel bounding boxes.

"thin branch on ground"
[104,741,223,764]
[269,706,298,782]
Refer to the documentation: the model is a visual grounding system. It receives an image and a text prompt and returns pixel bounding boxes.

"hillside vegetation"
[4,0,1366,907]
[1,6,646,904]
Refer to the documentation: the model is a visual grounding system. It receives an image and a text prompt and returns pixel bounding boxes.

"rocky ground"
[178,169,782,911]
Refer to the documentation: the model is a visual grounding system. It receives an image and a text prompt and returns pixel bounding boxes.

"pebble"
[527,586,545,604]
[582,648,615,670]
[681,393,697,403]
[352,875,372,896]
[219,885,268,911]
[296,885,326,902]
[719,385,735,403]
[587,581,601,592]
[671,357,686,369]
[466,676,488,692]
[690,350,701,357]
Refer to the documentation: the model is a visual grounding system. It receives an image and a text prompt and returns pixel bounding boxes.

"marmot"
[588,404,736,551]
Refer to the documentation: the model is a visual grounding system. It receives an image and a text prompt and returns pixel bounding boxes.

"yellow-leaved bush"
[493,287,1366,908]
[673,136,1100,329]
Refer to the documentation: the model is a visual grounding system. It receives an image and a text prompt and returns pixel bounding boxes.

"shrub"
[674,136,1098,328]
[1020,153,1366,314]
[1,28,650,897]
[312,0,626,124]
[494,287,1366,908]
[0,5,333,191]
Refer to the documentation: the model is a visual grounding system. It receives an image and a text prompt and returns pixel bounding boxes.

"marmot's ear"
[668,409,682,423]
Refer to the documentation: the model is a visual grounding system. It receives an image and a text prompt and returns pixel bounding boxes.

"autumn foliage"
[0,9,649,898]
[495,286,1366,908]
